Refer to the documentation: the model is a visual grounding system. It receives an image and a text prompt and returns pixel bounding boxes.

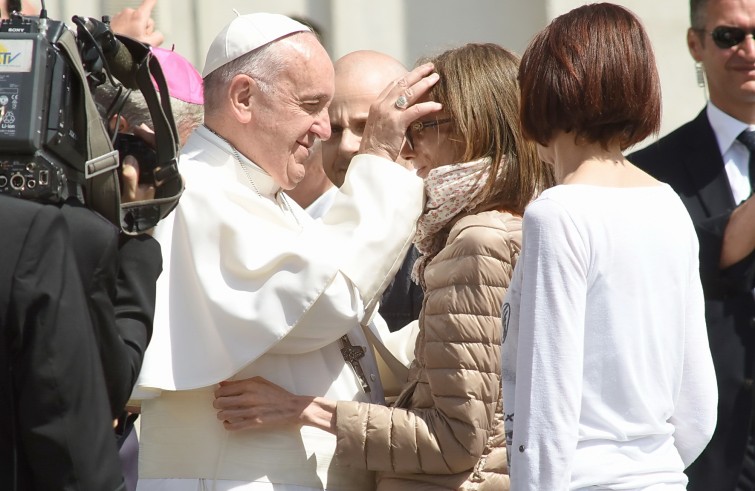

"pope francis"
[132,12,442,491]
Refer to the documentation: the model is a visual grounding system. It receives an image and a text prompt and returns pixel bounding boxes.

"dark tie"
[736,129,755,190]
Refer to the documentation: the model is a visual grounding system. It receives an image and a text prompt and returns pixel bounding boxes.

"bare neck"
[551,134,656,187]
[709,94,755,125]
[204,114,238,145]
[286,169,334,209]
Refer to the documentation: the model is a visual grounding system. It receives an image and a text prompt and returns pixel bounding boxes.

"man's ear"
[109,114,130,133]
[688,27,704,62]
[228,74,257,124]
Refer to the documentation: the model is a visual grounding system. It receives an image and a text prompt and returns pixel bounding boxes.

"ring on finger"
[394,95,409,110]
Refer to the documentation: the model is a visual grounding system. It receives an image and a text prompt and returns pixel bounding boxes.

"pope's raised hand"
[359,62,443,162]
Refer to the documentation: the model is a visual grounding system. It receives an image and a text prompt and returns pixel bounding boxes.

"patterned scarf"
[411,157,492,284]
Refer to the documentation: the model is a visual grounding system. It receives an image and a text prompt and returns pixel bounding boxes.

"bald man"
[318,50,424,334]
[323,50,409,187]
[289,51,410,215]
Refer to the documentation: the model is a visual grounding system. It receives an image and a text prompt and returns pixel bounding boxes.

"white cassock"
[301,184,418,397]
[303,185,338,220]
[302,185,420,387]
[133,126,423,491]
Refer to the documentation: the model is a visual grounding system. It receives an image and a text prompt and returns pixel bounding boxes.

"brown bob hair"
[519,3,661,150]
[424,43,553,216]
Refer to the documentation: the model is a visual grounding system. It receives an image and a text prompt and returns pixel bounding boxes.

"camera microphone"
[106,41,139,90]
[73,15,139,90]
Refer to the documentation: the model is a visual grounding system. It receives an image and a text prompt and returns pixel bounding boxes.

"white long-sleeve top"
[501,184,717,490]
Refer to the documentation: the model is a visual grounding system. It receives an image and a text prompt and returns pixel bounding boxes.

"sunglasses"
[404,118,452,150]
[701,26,755,49]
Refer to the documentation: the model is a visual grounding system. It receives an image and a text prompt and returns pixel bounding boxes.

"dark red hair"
[519,3,661,150]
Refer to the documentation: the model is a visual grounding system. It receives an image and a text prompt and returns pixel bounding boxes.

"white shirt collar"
[706,103,755,156]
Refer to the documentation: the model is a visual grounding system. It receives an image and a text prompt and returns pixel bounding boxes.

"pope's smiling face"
[247,33,334,190]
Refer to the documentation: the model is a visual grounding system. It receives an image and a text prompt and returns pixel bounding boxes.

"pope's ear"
[687,27,704,62]
[228,74,260,124]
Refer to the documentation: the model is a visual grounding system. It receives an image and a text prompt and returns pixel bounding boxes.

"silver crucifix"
[339,335,371,393]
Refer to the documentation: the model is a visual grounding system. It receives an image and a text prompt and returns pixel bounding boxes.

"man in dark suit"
[629,0,755,488]
[0,195,126,490]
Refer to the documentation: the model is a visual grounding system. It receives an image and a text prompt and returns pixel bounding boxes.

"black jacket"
[379,245,423,332]
[60,198,162,417]
[0,196,125,490]
[629,110,755,490]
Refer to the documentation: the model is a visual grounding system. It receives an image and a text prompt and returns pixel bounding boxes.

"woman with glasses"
[213,42,552,490]
[501,4,718,490]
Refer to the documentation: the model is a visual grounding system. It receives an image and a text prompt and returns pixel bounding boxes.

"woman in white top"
[500,3,718,490]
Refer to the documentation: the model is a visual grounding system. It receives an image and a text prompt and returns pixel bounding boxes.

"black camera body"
[0,15,85,202]
[0,10,182,234]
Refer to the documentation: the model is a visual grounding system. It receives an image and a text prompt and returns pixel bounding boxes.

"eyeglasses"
[404,118,452,150]
[699,26,755,49]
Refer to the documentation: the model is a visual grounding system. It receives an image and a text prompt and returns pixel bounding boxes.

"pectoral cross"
[339,335,371,393]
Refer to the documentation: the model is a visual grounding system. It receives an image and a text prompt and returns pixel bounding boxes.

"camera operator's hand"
[0,0,39,19]
[121,124,156,203]
[109,0,163,47]
[121,155,155,203]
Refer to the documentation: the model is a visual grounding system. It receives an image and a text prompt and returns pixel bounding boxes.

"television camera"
[0,0,182,234]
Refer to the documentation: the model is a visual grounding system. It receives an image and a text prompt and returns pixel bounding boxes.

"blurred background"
[43,0,703,149]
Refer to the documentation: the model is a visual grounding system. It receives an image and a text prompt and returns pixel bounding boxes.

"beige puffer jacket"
[336,210,521,490]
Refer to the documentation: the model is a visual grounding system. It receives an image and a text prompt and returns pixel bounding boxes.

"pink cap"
[150,46,204,105]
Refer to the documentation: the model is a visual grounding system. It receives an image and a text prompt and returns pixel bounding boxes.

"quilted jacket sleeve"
[335,213,521,475]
